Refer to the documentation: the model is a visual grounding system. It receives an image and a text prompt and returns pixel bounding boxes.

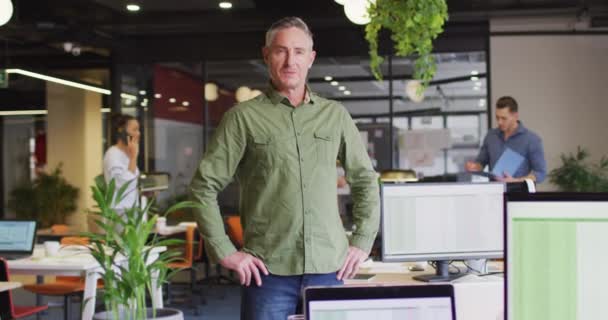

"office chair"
[0,258,49,319]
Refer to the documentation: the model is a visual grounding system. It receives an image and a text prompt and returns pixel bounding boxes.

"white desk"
[0,281,22,292]
[346,261,504,320]
[7,245,165,320]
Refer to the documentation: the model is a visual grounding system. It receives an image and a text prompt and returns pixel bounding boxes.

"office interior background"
[0,0,607,227]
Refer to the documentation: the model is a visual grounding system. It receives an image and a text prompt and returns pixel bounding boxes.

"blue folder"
[491,147,525,178]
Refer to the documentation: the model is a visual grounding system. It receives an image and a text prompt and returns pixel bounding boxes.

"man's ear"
[309,50,317,69]
[262,46,269,64]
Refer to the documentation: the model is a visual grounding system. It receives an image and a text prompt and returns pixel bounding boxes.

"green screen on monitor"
[506,194,608,320]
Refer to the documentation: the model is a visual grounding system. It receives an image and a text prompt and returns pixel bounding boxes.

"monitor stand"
[412,260,465,283]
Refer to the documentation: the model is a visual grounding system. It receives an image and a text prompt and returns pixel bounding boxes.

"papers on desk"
[492,147,524,177]
[360,260,410,274]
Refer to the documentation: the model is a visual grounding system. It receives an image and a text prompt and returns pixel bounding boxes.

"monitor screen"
[506,193,608,320]
[381,182,504,262]
[0,220,37,253]
[306,285,455,320]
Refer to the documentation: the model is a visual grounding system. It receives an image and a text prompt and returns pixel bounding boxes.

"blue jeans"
[241,272,343,320]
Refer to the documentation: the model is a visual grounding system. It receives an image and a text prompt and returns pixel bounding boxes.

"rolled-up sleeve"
[189,109,246,263]
[338,109,380,254]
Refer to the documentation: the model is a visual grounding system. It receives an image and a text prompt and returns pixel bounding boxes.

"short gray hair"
[265,17,314,48]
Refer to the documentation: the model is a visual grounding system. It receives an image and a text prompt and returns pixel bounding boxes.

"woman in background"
[103,114,141,210]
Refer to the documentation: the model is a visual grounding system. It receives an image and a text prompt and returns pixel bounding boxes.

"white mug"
[44,241,61,256]
[156,216,167,230]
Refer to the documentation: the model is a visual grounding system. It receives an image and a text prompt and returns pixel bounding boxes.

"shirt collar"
[497,121,527,139]
[265,83,316,107]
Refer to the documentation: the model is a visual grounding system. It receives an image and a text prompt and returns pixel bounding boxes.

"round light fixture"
[169,98,176,103]
[126,4,141,12]
[344,0,375,25]
[154,93,162,99]
[204,83,219,101]
[338,86,346,91]
[324,76,333,81]
[344,90,352,95]
[219,2,233,9]
[470,76,479,81]
[182,101,190,107]
[0,0,14,26]
[471,70,479,75]
[236,86,251,102]
[330,81,339,86]
[249,89,262,99]
[405,80,425,103]
[139,90,146,95]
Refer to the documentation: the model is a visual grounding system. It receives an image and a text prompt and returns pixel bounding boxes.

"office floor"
[10,283,241,320]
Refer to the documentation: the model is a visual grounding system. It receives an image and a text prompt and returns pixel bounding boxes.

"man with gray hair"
[190,16,380,320]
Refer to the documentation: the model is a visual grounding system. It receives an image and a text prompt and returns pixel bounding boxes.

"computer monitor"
[381,182,504,282]
[305,285,455,320]
[505,193,608,320]
[0,220,37,258]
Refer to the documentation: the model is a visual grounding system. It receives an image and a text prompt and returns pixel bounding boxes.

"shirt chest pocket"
[250,134,296,168]
[314,130,338,166]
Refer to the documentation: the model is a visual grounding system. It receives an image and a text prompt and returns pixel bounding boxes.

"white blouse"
[103,146,140,210]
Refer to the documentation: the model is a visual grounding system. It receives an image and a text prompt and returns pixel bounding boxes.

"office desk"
[0,281,22,292]
[7,245,165,320]
[346,261,504,320]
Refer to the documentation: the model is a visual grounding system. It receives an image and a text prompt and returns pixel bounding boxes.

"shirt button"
[303,183,307,189]
[306,238,311,244]
[300,157,304,162]
[297,132,301,136]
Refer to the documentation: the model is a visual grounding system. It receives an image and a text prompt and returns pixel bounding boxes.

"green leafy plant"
[8,164,78,228]
[549,147,608,192]
[365,0,448,89]
[83,177,203,319]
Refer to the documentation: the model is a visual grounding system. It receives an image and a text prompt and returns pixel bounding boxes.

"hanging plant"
[365,0,448,89]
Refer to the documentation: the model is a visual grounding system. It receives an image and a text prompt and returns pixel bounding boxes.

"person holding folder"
[465,96,546,183]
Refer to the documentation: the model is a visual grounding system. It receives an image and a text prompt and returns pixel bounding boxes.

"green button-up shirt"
[190,85,380,276]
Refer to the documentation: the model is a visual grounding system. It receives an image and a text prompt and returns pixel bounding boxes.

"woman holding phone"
[103,113,141,210]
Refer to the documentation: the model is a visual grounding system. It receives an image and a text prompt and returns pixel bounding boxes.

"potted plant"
[84,176,203,320]
[549,147,608,192]
[8,164,78,228]
[365,0,448,89]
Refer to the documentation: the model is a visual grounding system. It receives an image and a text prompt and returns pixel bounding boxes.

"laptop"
[305,284,456,320]
[0,220,38,260]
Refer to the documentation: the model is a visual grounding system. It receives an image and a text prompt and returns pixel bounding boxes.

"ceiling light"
[479,99,486,107]
[236,86,251,102]
[0,110,47,116]
[324,76,333,81]
[471,70,479,75]
[249,89,262,99]
[475,82,482,87]
[126,4,141,12]
[338,86,346,91]
[6,69,111,95]
[405,80,424,103]
[219,2,232,9]
[182,101,190,107]
[473,87,480,91]
[344,90,351,95]
[154,93,162,99]
[169,98,176,103]
[125,99,134,106]
[330,81,339,86]
[0,0,14,27]
[139,90,146,95]
[470,76,479,81]
[205,83,219,101]
[344,0,375,25]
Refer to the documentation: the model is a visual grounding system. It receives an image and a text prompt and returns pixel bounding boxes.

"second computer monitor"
[381,182,504,281]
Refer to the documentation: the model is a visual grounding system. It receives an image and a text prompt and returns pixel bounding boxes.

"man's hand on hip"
[219,251,269,287]
[337,246,369,280]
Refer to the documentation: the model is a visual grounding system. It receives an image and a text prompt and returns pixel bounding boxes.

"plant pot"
[93,308,184,320]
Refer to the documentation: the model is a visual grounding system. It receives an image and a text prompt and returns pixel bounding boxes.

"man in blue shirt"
[466,96,547,183]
